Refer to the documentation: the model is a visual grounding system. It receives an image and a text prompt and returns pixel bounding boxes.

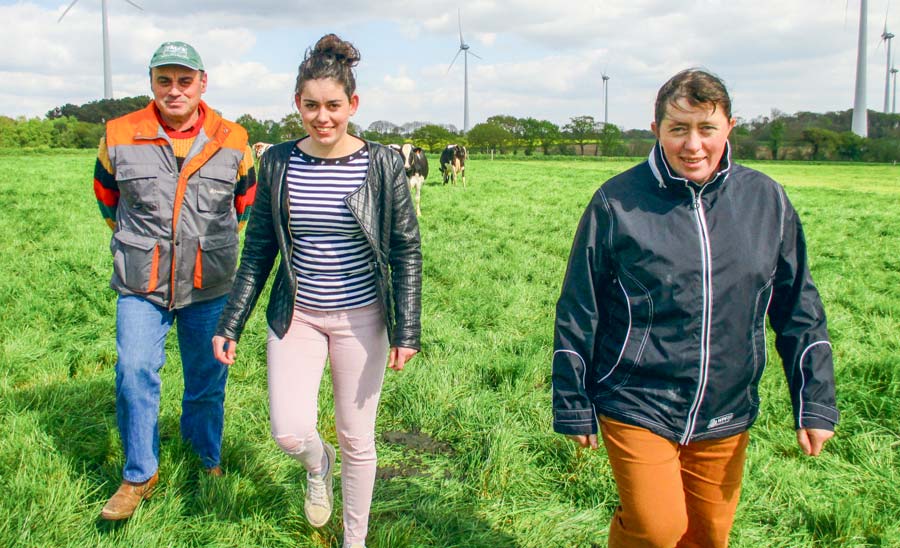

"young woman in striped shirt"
[213,34,422,548]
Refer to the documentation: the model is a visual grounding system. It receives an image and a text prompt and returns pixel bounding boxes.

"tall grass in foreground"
[0,152,898,547]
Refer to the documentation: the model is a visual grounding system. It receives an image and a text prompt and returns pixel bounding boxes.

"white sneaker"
[304,440,336,527]
[344,544,366,548]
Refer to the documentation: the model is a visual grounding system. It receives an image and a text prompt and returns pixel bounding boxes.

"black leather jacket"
[215,139,422,349]
[552,143,838,444]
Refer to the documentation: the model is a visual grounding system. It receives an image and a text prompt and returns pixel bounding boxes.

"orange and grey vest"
[103,101,250,309]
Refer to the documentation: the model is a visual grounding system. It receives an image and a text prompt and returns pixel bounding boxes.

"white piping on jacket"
[553,349,588,391]
[796,340,832,428]
[594,279,633,384]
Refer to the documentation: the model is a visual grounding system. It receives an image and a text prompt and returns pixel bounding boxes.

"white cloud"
[383,71,416,93]
[1,0,896,131]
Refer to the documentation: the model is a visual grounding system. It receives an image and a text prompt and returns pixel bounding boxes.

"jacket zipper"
[681,185,713,444]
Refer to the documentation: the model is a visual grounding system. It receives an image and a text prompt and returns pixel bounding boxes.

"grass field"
[1,150,898,547]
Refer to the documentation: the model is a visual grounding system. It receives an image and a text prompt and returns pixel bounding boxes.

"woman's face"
[294,78,359,152]
[652,98,735,184]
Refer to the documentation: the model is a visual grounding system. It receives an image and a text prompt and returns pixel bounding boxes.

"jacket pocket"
[593,272,654,396]
[112,230,160,293]
[193,231,238,289]
[116,164,160,212]
[197,165,237,213]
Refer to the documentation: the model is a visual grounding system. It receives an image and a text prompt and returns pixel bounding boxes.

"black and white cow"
[252,141,273,160]
[399,143,428,217]
[439,144,467,186]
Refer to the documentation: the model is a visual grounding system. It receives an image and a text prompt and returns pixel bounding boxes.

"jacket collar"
[648,140,733,191]
[133,100,222,141]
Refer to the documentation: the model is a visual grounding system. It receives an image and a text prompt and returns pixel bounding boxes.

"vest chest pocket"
[197,165,237,213]
[116,164,160,212]
[193,231,238,289]
[112,230,160,293]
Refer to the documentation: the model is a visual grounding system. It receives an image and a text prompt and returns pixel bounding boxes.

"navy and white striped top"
[286,145,377,311]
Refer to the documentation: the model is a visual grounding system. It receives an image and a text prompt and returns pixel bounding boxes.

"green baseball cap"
[149,41,204,71]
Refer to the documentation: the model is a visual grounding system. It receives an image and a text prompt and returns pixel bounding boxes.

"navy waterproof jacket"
[552,143,839,444]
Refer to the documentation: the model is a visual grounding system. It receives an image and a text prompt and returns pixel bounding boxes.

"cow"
[252,142,273,160]
[439,144,467,186]
[399,143,428,217]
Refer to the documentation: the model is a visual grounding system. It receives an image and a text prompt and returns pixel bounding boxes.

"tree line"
[0,96,898,163]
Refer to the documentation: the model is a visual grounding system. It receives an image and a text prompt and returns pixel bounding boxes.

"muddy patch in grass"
[381,429,454,455]
[377,429,454,480]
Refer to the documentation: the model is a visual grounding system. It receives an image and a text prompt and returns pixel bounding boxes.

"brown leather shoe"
[205,465,223,477]
[100,471,159,521]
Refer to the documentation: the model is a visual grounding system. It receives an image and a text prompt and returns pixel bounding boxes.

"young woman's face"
[652,98,735,184]
[294,78,359,152]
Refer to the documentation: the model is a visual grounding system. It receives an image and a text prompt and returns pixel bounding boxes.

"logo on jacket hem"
[707,413,734,429]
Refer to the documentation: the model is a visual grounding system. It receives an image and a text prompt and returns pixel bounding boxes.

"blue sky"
[2,0,898,132]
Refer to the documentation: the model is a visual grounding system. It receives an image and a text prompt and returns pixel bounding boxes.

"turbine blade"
[123,0,145,11]
[458,8,464,47]
[57,0,80,22]
[447,48,462,73]
[469,50,483,60]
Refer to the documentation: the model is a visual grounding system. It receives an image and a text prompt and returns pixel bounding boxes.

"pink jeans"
[267,303,389,545]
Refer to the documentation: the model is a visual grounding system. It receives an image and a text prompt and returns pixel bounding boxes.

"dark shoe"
[205,465,224,477]
[100,471,159,521]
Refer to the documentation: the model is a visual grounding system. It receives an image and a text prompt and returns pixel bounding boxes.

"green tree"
[536,120,560,155]
[835,131,867,161]
[801,128,839,160]
[519,118,544,155]
[598,123,623,156]
[0,116,17,147]
[466,122,511,153]
[13,117,54,147]
[411,124,456,153]
[280,113,306,140]
[769,118,785,160]
[485,115,523,153]
[563,115,598,155]
[236,114,282,144]
[46,96,151,123]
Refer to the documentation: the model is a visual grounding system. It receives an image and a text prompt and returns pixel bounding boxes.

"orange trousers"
[600,416,750,548]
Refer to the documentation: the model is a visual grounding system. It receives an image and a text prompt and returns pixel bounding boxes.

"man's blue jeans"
[115,294,228,482]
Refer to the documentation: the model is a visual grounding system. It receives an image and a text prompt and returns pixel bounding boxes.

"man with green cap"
[93,41,257,520]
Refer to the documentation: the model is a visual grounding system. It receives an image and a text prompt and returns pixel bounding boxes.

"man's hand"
[796,428,834,456]
[212,335,237,366]
[388,347,417,371]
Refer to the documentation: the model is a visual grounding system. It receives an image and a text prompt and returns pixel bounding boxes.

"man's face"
[150,65,207,127]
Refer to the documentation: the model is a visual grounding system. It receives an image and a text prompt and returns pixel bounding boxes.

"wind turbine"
[882,22,895,112]
[447,8,481,133]
[851,0,868,137]
[892,66,898,113]
[601,71,610,126]
[58,0,143,100]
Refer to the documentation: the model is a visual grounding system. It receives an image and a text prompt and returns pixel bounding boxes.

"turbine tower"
[852,0,868,137]
[448,8,481,133]
[58,0,143,100]
[882,24,895,112]
[601,72,610,126]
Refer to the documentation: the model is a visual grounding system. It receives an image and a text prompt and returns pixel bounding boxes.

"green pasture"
[1,151,898,547]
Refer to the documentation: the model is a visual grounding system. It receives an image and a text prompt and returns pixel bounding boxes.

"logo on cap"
[149,41,204,71]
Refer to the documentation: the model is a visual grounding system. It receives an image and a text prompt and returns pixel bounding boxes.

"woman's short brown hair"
[655,69,732,126]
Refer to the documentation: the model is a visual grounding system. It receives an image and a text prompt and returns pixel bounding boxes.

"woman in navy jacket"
[552,69,838,547]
